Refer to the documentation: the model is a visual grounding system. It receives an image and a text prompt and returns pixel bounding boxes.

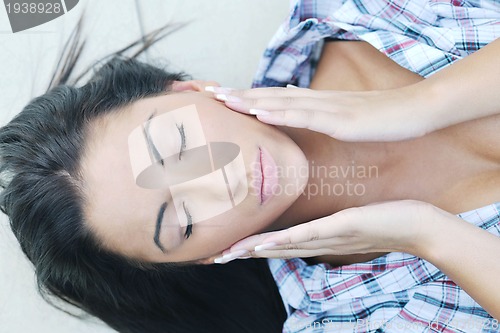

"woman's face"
[81,86,308,263]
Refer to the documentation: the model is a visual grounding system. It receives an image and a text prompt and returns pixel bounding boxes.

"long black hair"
[0,17,287,333]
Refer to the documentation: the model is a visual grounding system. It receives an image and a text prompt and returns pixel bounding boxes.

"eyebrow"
[154,202,168,253]
[142,111,168,253]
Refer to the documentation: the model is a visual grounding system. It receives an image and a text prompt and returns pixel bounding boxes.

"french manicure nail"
[249,109,270,116]
[215,94,242,103]
[214,256,225,264]
[214,249,249,264]
[236,255,252,259]
[205,86,234,94]
[215,93,228,101]
[254,242,278,252]
[286,84,299,88]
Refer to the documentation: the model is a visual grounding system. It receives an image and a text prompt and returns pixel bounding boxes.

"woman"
[0,21,287,333]
[213,1,500,331]
[1,1,499,333]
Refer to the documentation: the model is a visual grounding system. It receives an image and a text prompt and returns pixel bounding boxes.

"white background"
[0,1,289,331]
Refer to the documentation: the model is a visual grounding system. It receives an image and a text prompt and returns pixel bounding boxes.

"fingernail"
[205,86,234,94]
[286,84,299,88]
[254,242,278,252]
[236,255,252,259]
[214,249,249,264]
[215,94,242,103]
[213,256,225,264]
[249,109,270,116]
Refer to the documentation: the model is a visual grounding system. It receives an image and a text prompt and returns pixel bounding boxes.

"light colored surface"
[0,1,290,331]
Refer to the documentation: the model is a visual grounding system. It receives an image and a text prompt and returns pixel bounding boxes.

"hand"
[214,200,457,263]
[206,85,439,142]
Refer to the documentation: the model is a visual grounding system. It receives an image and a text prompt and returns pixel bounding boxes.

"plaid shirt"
[251,0,500,332]
[252,0,500,89]
[267,204,500,333]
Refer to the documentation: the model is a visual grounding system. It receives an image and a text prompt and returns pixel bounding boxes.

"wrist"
[401,203,456,260]
[410,79,450,134]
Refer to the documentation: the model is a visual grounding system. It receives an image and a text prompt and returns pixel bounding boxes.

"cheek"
[174,221,239,260]
[170,170,235,227]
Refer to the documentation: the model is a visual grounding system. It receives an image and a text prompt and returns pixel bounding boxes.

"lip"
[254,146,278,205]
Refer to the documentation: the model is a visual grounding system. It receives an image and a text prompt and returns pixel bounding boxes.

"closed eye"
[183,201,193,239]
[144,113,164,166]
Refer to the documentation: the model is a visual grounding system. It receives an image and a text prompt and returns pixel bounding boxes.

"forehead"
[81,92,209,257]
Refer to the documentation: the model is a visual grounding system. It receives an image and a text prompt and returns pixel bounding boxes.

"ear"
[171,80,221,92]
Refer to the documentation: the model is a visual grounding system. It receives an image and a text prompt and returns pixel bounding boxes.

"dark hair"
[0,19,287,333]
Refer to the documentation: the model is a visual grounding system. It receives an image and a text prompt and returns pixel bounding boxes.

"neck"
[268,127,401,231]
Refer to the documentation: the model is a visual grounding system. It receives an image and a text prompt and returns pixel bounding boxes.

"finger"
[227,208,360,254]
[219,247,333,263]
[207,86,331,99]
[229,236,359,256]
[214,94,344,137]
[217,95,332,115]
[255,109,342,138]
[258,210,358,246]
[249,248,335,260]
[256,238,361,252]
[238,87,332,99]
[226,230,284,254]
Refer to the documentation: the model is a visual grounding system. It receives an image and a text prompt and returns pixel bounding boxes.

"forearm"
[417,37,500,131]
[414,212,500,320]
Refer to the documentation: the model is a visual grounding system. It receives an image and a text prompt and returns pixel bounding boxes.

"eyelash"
[147,121,185,164]
[183,201,193,239]
[144,115,164,166]
[176,123,186,160]
[177,125,192,239]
